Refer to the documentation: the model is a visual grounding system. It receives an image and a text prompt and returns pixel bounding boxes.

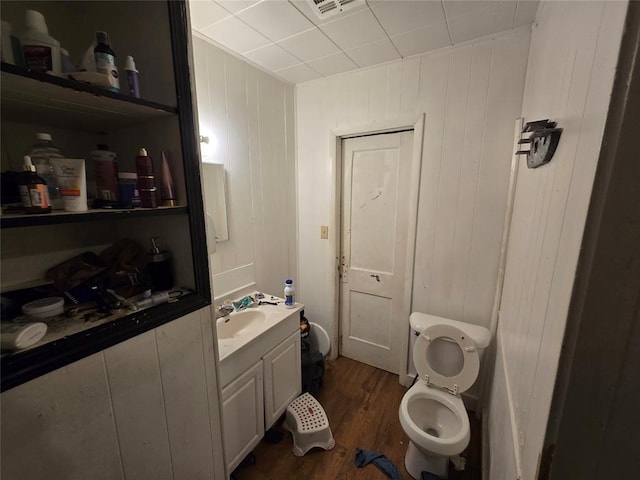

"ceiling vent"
[306,0,364,20]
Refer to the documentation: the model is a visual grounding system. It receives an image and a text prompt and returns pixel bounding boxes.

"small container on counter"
[1,321,48,351]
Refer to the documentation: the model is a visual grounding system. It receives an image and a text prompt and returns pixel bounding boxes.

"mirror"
[202,163,229,242]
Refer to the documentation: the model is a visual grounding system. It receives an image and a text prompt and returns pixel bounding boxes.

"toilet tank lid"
[409,312,491,348]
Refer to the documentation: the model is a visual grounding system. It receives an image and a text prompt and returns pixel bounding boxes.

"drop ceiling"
[190,0,539,84]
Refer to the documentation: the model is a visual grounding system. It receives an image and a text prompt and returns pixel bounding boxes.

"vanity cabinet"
[263,331,301,429]
[0,1,210,392]
[219,308,302,474]
[221,361,264,473]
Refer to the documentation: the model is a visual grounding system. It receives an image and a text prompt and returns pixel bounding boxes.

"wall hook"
[515,119,562,168]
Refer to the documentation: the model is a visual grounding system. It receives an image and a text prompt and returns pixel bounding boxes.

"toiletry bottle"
[21,10,61,73]
[135,148,158,208]
[94,31,119,92]
[147,236,174,291]
[19,155,51,214]
[160,150,176,206]
[91,144,119,202]
[27,133,64,210]
[284,279,295,308]
[124,55,140,98]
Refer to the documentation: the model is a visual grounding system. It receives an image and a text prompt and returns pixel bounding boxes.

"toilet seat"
[413,324,479,395]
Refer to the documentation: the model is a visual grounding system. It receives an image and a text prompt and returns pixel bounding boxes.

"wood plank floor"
[233,356,481,480]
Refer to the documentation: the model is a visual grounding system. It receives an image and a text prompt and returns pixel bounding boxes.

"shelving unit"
[0,205,187,228]
[0,1,210,392]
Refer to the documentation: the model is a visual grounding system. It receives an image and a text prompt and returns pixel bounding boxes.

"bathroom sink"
[217,310,267,340]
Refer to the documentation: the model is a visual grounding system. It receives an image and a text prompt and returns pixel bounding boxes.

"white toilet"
[399,312,490,479]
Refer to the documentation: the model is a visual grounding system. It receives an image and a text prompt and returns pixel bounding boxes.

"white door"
[339,131,415,373]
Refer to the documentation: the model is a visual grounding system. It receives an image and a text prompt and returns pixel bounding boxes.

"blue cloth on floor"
[421,471,446,480]
[354,448,403,480]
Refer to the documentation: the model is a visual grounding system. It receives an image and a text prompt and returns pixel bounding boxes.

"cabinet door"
[263,331,301,429]
[221,361,264,473]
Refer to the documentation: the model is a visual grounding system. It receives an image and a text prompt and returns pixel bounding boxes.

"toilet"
[399,312,490,479]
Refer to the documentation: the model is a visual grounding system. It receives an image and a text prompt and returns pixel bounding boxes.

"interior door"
[339,131,414,373]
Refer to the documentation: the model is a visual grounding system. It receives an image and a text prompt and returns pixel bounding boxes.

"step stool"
[283,392,335,457]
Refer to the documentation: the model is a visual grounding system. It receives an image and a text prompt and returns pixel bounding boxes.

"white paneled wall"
[191,35,296,300]
[0,308,226,480]
[296,28,530,355]
[489,2,628,479]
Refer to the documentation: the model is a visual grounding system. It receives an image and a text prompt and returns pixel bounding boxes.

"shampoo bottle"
[94,31,119,92]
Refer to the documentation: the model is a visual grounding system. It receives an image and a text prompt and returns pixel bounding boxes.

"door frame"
[328,114,425,384]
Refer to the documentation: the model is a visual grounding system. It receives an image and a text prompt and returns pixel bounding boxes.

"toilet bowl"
[399,382,469,478]
[398,313,490,479]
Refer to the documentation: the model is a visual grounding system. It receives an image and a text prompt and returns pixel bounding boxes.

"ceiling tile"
[275,63,322,84]
[189,0,232,31]
[237,0,315,42]
[289,0,369,26]
[244,43,301,71]
[307,52,357,76]
[214,0,261,14]
[443,0,505,19]
[514,0,539,27]
[391,22,451,57]
[369,0,447,37]
[201,16,271,53]
[320,9,388,50]
[446,2,518,43]
[278,28,340,61]
[345,38,400,68]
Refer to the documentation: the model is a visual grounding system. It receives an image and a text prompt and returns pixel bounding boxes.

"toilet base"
[404,441,449,479]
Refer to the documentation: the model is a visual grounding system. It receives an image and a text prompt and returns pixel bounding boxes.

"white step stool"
[283,392,335,456]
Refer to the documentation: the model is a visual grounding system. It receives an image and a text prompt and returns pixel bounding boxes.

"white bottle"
[21,10,61,74]
[284,279,295,308]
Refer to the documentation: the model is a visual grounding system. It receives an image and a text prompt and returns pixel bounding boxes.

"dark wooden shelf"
[0,205,188,229]
[0,293,210,392]
[1,63,177,132]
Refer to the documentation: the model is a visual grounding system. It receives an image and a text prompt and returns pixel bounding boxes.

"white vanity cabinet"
[221,361,264,473]
[263,331,301,429]
[218,306,302,474]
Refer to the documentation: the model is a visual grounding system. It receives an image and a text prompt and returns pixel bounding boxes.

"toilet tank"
[408,312,491,378]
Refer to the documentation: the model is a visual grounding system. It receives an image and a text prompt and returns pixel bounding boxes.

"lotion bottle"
[124,55,140,98]
[21,10,61,74]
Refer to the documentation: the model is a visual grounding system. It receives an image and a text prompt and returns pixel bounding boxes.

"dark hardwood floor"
[233,356,481,480]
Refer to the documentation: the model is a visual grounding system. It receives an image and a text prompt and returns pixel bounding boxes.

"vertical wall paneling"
[0,307,225,480]
[199,307,227,480]
[155,311,215,480]
[104,331,173,480]
[191,35,296,299]
[489,2,628,479]
[296,28,531,393]
[0,353,123,480]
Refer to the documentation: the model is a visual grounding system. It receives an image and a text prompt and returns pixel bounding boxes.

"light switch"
[320,225,329,239]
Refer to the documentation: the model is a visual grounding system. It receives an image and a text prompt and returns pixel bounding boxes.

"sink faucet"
[215,304,234,319]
